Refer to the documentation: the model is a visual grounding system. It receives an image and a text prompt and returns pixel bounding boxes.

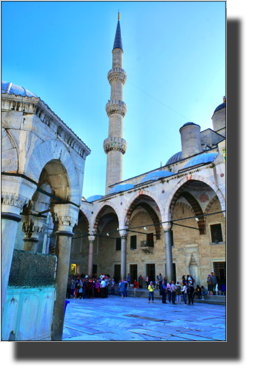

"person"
[200,285,208,299]
[145,275,149,288]
[124,279,128,297]
[195,285,201,299]
[207,274,213,295]
[70,279,75,298]
[187,282,194,305]
[157,273,162,295]
[94,279,100,297]
[66,278,71,299]
[127,273,130,287]
[211,270,217,295]
[176,281,182,304]
[133,279,138,297]
[77,280,83,299]
[148,281,154,303]
[88,278,94,299]
[170,281,177,304]
[167,281,171,303]
[100,277,106,298]
[182,275,187,286]
[157,273,163,293]
[162,280,167,304]
[181,283,187,304]
[119,279,125,299]
[111,278,115,296]
[139,275,143,289]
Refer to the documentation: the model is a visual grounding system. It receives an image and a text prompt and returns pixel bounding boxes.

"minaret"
[104,12,127,194]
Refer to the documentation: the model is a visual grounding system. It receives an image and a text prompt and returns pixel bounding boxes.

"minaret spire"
[104,14,127,194]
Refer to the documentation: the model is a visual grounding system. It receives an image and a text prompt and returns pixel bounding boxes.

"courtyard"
[63,296,226,341]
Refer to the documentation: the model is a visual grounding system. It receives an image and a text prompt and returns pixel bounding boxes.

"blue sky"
[2,1,226,199]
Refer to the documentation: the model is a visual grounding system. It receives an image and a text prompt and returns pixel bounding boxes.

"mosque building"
[1,13,226,340]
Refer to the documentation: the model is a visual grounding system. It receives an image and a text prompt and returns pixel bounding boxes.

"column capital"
[162,222,172,232]
[88,235,95,243]
[22,214,46,241]
[1,174,37,216]
[119,226,128,238]
[52,203,79,233]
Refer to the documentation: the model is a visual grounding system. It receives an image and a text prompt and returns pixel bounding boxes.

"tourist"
[187,282,194,305]
[182,275,187,286]
[145,275,149,288]
[119,279,125,299]
[170,281,177,304]
[211,270,217,295]
[176,281,182,304]
[195,285,201,299]
[181,283,187,304]
[100,277,106,298]
[124,279,128,297]
[111,278,115,296]
[94,279,100,297]
[77,280,83,299]
[157,273,163,293]
[148,281,154,303]
[162,280,167,304]
[66,278,71,299]
[201,285,208,299]
[70,279,75,298]
[139,275,143,289]
[167,281,171,303]
[133,279,138,297]
[88,278,94,299]
[82,278,88,299]
[127,273,130,287]
[207,274,213,295]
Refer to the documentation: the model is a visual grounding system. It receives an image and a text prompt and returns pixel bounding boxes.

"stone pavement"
[63,295,226,341]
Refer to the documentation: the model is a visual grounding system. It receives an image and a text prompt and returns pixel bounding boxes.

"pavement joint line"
[64,325,105,336]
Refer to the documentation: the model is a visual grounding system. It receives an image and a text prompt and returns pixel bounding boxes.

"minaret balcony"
[103,137,127,154]
[106,100,127,117]
[107,67,127,85]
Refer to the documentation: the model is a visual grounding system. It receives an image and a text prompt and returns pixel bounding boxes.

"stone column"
[42,214,54,254]
[88,235,95,277]
[1,192,30,317]
[51,203,78,341]
[22,215,46,252]
[163,222,173,282]
[119,227,128,280]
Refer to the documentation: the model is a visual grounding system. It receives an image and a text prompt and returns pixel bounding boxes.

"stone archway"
[165,173,226,223]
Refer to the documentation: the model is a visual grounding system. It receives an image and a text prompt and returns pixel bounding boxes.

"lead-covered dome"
[86,195,104,203]
[182,152,218,169]
[140,170,174,184]
[2,81,38,98]
[108,183,134,195]
[165,151,183,166]
[213,102,226,114]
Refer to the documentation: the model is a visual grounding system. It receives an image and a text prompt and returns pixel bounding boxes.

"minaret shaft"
[104,17,127,194]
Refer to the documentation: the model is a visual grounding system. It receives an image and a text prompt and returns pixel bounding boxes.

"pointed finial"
[118,11,120,20]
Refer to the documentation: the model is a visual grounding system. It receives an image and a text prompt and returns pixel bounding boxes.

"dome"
[182,152,218,169]
[213,102,226,114]
[165,151,183,166]
[140,170,174,184]
[180,122,200,130]
[108,183,134,194]
[86,195,104,203]
[2,81,38,98]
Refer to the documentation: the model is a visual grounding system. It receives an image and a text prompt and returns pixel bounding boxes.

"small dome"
[86,195,104,203]
[182,152,218,169]
[180,122,200,131]
[140,170,174,184]
[165,151,183,166]
[108,183,134,194]
[2,81,38,98]
[213,102,226,114]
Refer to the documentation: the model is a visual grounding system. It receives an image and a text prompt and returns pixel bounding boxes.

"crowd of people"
[66,273,116,299]
[67,269,225,304]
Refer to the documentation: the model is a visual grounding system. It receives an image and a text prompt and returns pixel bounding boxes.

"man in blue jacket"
[119,279,126,299]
